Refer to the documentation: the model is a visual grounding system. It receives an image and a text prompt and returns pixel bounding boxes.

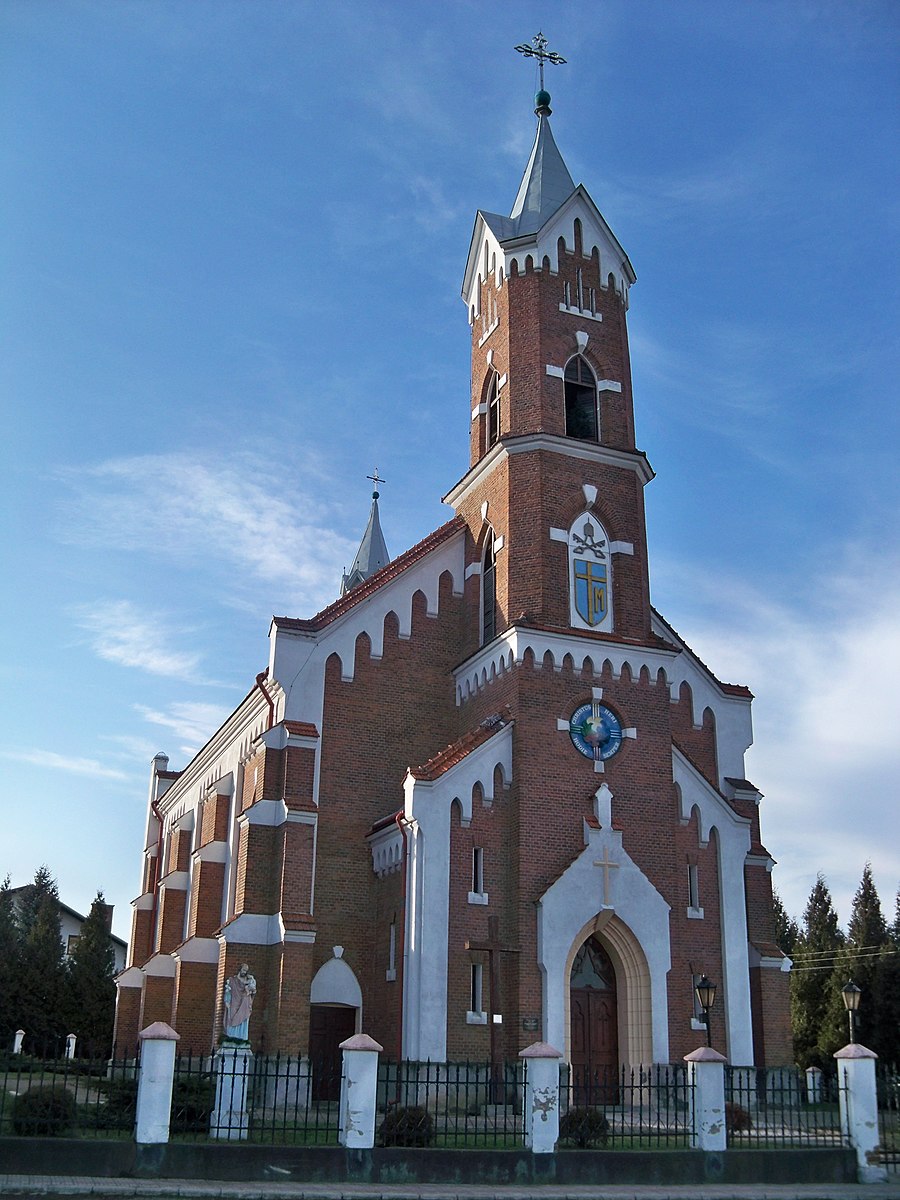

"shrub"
[559,1105,610,1148]
[84,1078,137,1131]
[11,1085,78,1136]
[725,1101,752,1133]
[170,1074,216,1133]
[378,1104,434,1146]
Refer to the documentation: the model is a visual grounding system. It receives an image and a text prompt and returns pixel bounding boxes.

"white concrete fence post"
[339,1034,383,1149]
[805,1065,823,1104]
[12,1030,24,1055]
[684,1046,728,1152]
[135,1021,180,1144]
[519,1042,562,1154]
[65,1033,77,1061]
[834,1043,887,1184]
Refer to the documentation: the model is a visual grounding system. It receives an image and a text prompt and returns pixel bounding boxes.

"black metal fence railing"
[0,1045,138,1139]
[557,1064,693,1149]
[172,1051,342,1145]
[724,1066,845,1149]
[376,1060,525,1148]
[877,1063,899,1172]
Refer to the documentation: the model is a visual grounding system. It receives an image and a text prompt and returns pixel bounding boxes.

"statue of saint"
[223,963,256,1041]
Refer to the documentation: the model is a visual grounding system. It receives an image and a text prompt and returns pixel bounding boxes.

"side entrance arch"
[569,934,619,1102]
[309,953,362,1101]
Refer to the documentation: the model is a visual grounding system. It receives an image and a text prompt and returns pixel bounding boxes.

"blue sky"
[2,1,898,942]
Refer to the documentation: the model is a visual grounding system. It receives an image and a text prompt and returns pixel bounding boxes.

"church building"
[115,78,792,1087]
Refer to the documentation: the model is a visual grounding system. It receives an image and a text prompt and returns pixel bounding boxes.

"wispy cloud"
[135,701,232,759]
[59,451,358,613]
[657,551,900,925]
[74,599,203,680]
[1,749,129,782]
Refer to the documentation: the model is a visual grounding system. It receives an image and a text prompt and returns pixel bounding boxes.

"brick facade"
[115,107,791,1073]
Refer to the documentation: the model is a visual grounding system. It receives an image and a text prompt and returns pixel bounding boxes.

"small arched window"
[486,371,501,448]
[482,531,496,645]
[564,356,598,441]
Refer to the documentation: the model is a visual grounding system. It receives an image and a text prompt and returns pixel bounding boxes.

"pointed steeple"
[341,473,390,596]
[509,104,575,237]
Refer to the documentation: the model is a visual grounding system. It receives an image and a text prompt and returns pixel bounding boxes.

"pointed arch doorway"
[570,934,619,1103]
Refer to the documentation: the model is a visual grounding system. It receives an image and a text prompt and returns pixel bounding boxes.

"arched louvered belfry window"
[481,530,497,645]
[565,356,599,441]
[486,370,501,449]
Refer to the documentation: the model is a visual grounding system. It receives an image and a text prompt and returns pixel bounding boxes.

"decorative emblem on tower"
[568,515,611,629]
[569,701,623,763]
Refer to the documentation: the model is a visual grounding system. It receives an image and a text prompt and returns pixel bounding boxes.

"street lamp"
[841,979,862,1044]
[695,974,717,1048]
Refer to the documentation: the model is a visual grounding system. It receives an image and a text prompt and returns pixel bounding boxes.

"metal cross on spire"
[366,467,386,498]
[514,31,567,92]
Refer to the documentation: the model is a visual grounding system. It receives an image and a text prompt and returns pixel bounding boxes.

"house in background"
[10,887,127,973]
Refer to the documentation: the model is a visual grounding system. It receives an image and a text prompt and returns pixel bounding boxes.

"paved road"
[1,1177,899,1200]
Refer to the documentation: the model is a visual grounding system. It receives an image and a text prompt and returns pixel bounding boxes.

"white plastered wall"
[673,747,754,1065]
[538,802,671,1067]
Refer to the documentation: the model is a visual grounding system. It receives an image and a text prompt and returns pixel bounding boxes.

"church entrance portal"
[570,935,619,1103]
[309,1004,356,1101]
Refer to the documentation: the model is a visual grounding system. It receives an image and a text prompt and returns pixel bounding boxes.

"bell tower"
[447,79,654,649]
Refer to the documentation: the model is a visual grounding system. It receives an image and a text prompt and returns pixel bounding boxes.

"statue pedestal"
[210,1044,253,1140]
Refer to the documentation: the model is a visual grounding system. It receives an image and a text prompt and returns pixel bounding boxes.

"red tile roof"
[284,720,319,738]
[273,517,465,634]
[410,710,512,782]
[751,941,786,959]
[725,776,759,792]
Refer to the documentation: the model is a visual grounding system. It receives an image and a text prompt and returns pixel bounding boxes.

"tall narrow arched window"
[481,532,496,645]
[486,371,501,448]
[564,356,598,441]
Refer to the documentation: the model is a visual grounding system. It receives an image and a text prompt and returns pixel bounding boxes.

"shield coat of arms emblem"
[573,558,608,626]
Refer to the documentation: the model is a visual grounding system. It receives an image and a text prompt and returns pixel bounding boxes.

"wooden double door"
[309,1004,356,1101]
[570,936,619,1104]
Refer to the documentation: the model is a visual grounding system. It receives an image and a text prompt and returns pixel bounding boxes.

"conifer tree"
[877,886,900,1065]
[0,878,21,1050]
[791,874,844,1067]
[15,867,65,1053]
[66,892,117,1057]
[772,889,799,957]
[840,864,888,1051]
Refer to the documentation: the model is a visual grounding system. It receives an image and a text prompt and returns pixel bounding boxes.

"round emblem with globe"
[569,703,623,761]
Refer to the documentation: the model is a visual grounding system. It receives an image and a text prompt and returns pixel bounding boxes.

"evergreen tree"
[15,866,65,1054]
[772,889,799,956]
[842,864,888,1051]
[876,886,900,1065]
[66,892,116,1057]
[790,875,844,1067]
[0,877,21,1049]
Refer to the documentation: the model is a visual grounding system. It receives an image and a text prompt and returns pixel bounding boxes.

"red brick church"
[115,80,792,1085]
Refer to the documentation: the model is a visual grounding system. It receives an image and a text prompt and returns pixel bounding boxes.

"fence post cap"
[684,1046,727,1063]
[519,1040,563,1059]
[834,1043,878,1060]
[806,1064,823,1073]
[340,1033,383,1052]
[139,1021,180,1041]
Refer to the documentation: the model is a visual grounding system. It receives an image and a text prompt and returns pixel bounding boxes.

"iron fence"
[376,1060,526,1148]
[876,1063,899,1173]
[0,1045,137,1139]
[557,1064,693,1149]
[173,1050,342,1144]
[724,1066,845,1149]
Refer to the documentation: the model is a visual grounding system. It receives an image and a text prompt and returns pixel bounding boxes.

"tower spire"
[341,469,390,595]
